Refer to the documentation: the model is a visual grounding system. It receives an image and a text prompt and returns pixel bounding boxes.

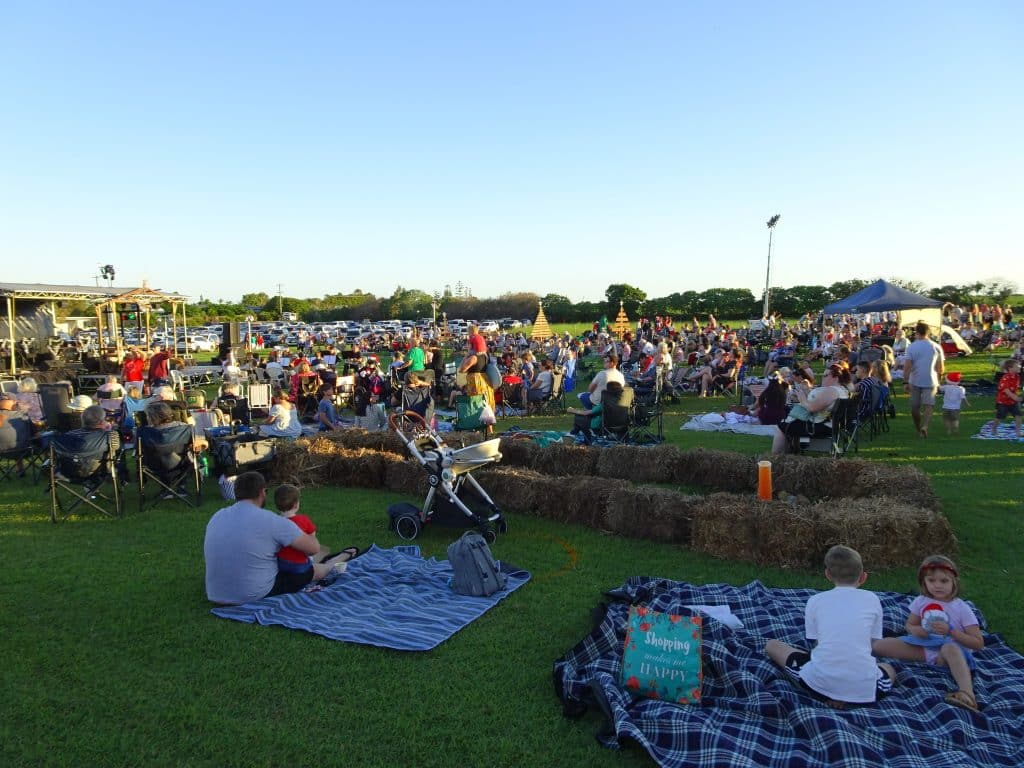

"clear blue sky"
[2,2,1021,306]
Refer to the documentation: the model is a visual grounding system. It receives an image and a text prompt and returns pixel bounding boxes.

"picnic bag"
[620,606,702,704]
[455,394,485,430]
[447,531,506,597]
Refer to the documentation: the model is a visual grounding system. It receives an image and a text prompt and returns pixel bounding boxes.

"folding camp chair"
[295,375,320,423]
[247,383,272,419]
[39,381,77,432]
[527,371,565,416]
[598,386,634,443]
[49,430,123,522]
[335,374,355,411]
[630,386,664,444]
[136,422,202,511]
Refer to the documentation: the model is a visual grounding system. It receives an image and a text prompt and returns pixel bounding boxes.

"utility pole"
[277,283,283,317]
[763,214,782,320]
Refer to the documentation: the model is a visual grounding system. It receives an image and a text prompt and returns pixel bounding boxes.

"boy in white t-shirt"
[938,372,969,435]
[766,545,897,707]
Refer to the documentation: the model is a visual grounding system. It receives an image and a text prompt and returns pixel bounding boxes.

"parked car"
[175,333,219,353]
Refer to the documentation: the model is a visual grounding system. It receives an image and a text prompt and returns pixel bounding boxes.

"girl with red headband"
[872,555,984,711]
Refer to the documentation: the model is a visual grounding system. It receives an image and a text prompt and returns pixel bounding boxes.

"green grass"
[2,350,1022,767]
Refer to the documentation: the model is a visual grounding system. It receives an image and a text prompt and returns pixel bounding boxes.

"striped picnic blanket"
[212,544,530,651]
[555,578,1024,768]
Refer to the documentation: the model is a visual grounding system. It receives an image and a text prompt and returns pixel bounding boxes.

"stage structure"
[0,281,188,375]
[93,282,190,362]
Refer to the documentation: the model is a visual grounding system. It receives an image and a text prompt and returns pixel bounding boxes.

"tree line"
[179,278,1018,324]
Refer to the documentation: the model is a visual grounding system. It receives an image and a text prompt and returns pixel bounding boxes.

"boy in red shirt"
[273,484,360,592]
[988,359,1021,439]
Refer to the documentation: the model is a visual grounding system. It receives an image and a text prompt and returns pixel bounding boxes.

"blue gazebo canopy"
[823,279,941,315]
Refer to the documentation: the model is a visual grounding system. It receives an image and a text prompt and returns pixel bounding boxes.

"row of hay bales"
[268,430,954,568]
[280,431,940,512]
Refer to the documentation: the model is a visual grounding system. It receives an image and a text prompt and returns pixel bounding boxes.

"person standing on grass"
[988,358,1021,439]
[902,322,944,438]
[204,472,321,605]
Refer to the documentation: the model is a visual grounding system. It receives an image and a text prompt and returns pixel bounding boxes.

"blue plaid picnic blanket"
[554,578,1024,767]
[212,544,530,651]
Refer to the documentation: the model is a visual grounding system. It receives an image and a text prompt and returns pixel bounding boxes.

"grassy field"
[2,340,1022,767]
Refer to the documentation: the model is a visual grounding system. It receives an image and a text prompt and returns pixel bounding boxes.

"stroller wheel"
[481,528,497,544]
[394,514,422,540]
[496,517,508,535]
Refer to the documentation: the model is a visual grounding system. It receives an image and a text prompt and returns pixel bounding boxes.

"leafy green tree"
[605,284,646,318]
[240,292,270,308]
[541,293,573,322]
[827,279,871,302]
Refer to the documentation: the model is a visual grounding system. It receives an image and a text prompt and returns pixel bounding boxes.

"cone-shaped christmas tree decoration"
[612,300,630,337]
[531,300,553,340]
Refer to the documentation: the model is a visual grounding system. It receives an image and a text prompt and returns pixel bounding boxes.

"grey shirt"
[204,500,304,604]
[905,338,944,388]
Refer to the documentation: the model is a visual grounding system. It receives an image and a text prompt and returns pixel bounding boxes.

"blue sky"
[2,2,1021,305]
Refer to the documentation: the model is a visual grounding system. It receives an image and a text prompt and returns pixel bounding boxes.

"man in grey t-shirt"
[902,321,944,438]
[204,472,320,604]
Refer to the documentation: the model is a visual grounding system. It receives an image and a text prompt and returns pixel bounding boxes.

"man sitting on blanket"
[204,472,323,605]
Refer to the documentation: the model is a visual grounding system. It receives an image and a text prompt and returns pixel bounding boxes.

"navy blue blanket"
[554,579,1024,767]
[212,544,530,651]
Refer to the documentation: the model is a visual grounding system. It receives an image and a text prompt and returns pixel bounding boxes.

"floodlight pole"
[762,214,781,320]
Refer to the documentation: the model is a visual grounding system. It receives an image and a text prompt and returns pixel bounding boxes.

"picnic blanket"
[681,413,777,437]
[212,544,530,651]
[971,423,1024,441]
[554,578,1024,768]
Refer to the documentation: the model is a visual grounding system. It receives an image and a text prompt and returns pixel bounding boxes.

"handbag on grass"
[620,606,702,704]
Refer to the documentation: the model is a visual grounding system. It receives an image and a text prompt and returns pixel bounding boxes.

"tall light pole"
[762,214,782,320]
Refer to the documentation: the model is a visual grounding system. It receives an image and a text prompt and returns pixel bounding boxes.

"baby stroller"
[387,410,507,542]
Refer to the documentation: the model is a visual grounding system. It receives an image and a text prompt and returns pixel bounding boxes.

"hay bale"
[767,454,847,499]
[475,467,544,515]
[691,491,957,570]
[851,463,941,511]
[594,445,645,480]
[690,492,765,563]
[671,448,758,491]
[813,498,956,569]
[323,449,399,489]
[537,475,631,528]
[383,460,428,495]
[312,429,408,455]
[497,436,541,469]
[531,442,599,477]
[604,486,699,544]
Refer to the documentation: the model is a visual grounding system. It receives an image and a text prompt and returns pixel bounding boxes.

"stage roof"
[0,283,188,302]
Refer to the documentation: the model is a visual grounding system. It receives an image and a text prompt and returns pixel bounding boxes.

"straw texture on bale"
[475,467,544,515]
[496,436,541,469]
[270,437,402,488]
[690,492,956,569]
[531,442,599,477]
[595,444,681,484]
[383,460,429,496]
[604,487,699,543]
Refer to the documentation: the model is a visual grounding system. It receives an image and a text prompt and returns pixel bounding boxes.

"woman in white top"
[260,390,302,439]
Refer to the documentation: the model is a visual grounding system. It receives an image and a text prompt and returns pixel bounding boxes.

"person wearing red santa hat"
[939,371,968,435]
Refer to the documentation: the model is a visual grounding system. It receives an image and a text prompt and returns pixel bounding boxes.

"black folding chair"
[49,430,123,522]
[598,386,634,443]
[136,422,202,511]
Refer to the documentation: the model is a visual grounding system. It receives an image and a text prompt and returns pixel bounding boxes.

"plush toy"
[920,602,949,634]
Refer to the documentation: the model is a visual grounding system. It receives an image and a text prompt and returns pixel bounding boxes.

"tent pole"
[7,297,16,375]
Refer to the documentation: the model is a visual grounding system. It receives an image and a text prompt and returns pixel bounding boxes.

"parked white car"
[176,333,219,353]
